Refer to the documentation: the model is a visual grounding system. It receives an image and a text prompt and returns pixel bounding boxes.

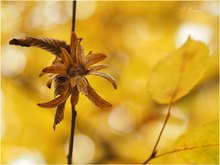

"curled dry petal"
[71,87,79,106]
[37,85,71,108]
[47,75,66,89]
[53,102,65,130]
[39,65,67,77]
[52,56,63,65]
[54,78,68,96]
[85,53,107,68]
[70,32,78,60]
[46,77,53,89]
[46,75,57,89]
[70,77,77,88]
[88,64,109,72]
[89,72,117,89]
[86,85,112,108]
[60,47,74,66]
[75,77,89,95]
[39,71,46,77]
[76,45,84,65]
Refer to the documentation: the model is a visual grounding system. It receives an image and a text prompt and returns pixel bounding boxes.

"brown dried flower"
[9,32,117,129]
[36,32,117,129]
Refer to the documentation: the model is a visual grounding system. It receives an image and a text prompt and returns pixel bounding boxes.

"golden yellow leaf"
[148,37,209,104]
[173,121,219,164]
[152,121,219,164]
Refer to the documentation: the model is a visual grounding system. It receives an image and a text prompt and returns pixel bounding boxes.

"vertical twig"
[67,106,77,164]
[143,102,173,164]
[72,0,76,32]
[67,1,77,164]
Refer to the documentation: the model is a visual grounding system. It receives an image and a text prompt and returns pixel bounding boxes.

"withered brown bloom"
[37,32,117,129]
[10,32,117,129]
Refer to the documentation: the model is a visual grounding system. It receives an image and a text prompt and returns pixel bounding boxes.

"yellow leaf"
[148,37,209,104]
[173,121,219,164]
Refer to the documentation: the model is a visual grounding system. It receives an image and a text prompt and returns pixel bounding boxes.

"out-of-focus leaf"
[148,37,209,104]
[173,121,219,164]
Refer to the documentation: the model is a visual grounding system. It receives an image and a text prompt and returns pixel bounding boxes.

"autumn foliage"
[1,1,219,164]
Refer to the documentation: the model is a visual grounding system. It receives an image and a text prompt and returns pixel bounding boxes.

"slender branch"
[149,143,219,161]
[143,102,173,164]
[72,0,76,32]
[67,1,77,164]
[67,106,77,164]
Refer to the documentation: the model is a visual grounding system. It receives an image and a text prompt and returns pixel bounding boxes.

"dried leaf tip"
[9,38,31,47]
[9,37,69,56]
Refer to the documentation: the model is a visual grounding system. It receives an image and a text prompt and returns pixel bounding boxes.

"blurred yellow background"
[1,1,219,164]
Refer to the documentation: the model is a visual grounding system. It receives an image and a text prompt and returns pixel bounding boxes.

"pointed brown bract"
[70,32,78,61]
[86,85,112,108]
[88,64,109,72]
[75,40,84,65]
[89,72,117,89]
[85,53,107,68]
[75,77,89,95]
[38,90,70,108]
[60,48,74,66]
[39,65,67,77]
[53,102,65,130]
[46,75,56,89]
[71,87,79,106]
[11,32,117,129]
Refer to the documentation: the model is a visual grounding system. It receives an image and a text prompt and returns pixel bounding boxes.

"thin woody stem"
[143,102,173,164]
[72,0,76,32]
[67,106,77,164]
[67,1,77,164]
